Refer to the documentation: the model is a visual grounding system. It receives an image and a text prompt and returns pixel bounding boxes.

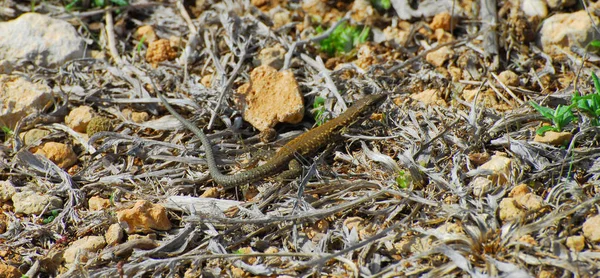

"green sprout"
[371,0,391,10]
[43,210,60,224]
[571,72,600,126]
[313,96,327,126]
[395,170,410,189]
[529,101,574,135]
[136,35,147,55]
[65,0,129,11]
[587,40,600,54]
[316,23,370,56]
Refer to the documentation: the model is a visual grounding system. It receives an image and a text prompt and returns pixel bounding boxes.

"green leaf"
[111,0,129,6]
[536,125,557,135]
[395,170,410,189]
[94,0,106,7]
[371,0,391,10]
[65,0,81,11]
[313,97,327,126]
[318,23,370,56]
[529,101,555,120]
[592,72,600,94]
[589,40,600,48]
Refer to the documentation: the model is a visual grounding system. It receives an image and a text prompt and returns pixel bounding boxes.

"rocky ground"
[1,0,600,277]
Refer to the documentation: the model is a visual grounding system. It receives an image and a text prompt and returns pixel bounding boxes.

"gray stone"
[0,13,86,69]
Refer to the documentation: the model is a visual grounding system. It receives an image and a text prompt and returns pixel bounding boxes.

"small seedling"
[587,40,600,54]
[65,0,129,11]
[572,72,600,125]
[371,0,391,10]
[317,23,370,56]
[313,96,327,126]
[43,210,60,224]
[529,101,574,135]
[395,170,410,189]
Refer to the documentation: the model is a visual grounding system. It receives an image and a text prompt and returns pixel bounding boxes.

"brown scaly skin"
[157,92,387,188]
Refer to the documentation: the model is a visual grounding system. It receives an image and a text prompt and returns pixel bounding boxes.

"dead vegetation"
[1,0,600,277]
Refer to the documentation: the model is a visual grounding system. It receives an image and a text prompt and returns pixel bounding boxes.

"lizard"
[156,91,387,188]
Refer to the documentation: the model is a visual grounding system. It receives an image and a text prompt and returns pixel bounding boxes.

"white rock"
[12,191,62,215]
[539,10,600,54]
[522,0,548,18]
[0,180,16,202]
[0,75,52,129]
[0,13,86,69]
[63,236,106,264]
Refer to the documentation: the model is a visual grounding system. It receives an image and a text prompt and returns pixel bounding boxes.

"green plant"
[313,96,327,126]
[371,0,391,10]
[136,35,147,55]
[587,40,600,54]
[316,23,370,56]
[43,210,60,224]
[572,72,600,125]
[529,101,574,135]
[1,125,13,136]
[395,170,410,189]
[65,0,129,11]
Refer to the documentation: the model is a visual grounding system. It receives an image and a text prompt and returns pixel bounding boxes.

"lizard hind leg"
[275,159,302,182]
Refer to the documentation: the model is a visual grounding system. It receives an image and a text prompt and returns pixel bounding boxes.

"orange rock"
[117,200,172,233]
[146,39,177,68]
[236,65,304,131]
[34,142,78,169]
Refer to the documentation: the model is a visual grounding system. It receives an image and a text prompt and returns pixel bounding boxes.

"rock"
[425,46,454,67]
[134,25,157,44]
[19,128,51,146]
[88,196,111,211]
[478,154,512,185]
[509,184,530,198]
[65,106,95,133]
[515,193,543,210]
[34,142,78,169]
[566,235,585,251]
[302,0,329,18]
[383,25,410,45]
[257,44,286,70]
[410,89,447,106]
[86,116,112,136]
[583,214,600,242]
[518,234,538,245]
[430,12,454,31]
[498,197,525,221]
[105,223,124,246]
[522,0,548,18]
[471,177,492,197]
[0,180,16,202]
[63,236,106,264]
[538,270,556,278]
[236,65,304,131]
[538,10,600,54]
[0,75,52,130]
[0,13,86,69]
[468,152,490,165]
[497,70,519,86]
[534,131,573,146]
[271,10,291,29]
[146,39,177,68]
[12,191,62,215]
[117,200,172,233]
[131,111,149,123]
[351,0,376,24]
[0,262,21,278]
[122,109,149,123]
